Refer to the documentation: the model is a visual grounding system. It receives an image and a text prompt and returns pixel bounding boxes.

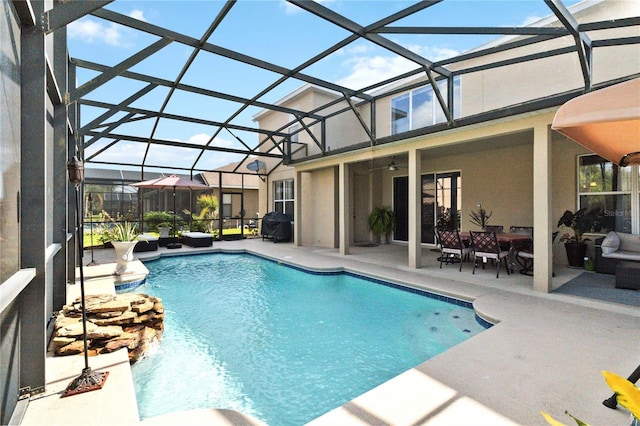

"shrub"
[144,211,185,232]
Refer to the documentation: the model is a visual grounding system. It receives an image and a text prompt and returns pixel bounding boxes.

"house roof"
[200,161,261,189]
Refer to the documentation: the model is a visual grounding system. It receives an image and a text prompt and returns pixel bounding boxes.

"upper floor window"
[288,114,300,143]
[391,77,461,135]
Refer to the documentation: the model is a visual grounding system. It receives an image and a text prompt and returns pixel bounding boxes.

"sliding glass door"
[394,171,461,244]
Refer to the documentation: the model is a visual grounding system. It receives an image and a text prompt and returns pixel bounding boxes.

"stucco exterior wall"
[299,167,337,247]
[421,141,534,234]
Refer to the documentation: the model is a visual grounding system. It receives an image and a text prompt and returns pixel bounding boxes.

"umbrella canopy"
[131,174,209,191]
[552,78,640,167]
[131,175,209,239]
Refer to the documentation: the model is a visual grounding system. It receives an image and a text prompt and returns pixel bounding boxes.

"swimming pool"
[128,253,489,425]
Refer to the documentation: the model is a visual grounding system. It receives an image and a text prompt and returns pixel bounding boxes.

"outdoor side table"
[615,261,640,290]
[159,236,178,247]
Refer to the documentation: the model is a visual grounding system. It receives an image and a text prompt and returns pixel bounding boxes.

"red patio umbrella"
[552,77,640,167]
[132,175,209,245]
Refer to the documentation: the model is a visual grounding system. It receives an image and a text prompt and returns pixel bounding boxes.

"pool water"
[128,253,488,425]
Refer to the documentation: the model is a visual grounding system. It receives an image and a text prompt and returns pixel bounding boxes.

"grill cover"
[261,211,292,242]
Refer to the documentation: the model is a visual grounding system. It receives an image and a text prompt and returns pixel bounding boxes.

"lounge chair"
[134,234,159,252]
[181,232,214,247]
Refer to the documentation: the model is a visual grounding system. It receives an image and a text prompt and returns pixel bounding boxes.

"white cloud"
[68,18,127,46]
[180,133,235,148]
[87,132,239,170]
[129,10,146,22]
[336,44,459,90]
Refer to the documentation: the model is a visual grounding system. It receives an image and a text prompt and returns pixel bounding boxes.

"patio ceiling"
[41,0,640,176]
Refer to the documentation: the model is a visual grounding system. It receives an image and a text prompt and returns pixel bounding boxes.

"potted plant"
[368,206,395,244]
[102,221,140,275]
[157,223,172,238]
[557,208,596,268]
[469,203,492,230]
[437,207,460,231]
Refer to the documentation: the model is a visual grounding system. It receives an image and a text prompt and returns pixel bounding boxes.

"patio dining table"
[460,232,533,271]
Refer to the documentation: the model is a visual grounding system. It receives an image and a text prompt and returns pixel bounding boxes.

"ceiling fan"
[369,156,403,172]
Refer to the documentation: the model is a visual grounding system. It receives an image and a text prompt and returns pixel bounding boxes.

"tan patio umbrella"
[552,77,640,166]
[132,175,209,246]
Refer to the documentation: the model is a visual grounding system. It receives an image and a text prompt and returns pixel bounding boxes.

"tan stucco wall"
[421,141,534,233]
[298,167,337,247]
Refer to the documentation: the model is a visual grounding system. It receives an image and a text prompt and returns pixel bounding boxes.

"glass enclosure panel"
[579,155,632,192]
[391,93,409,135]
[412,87,433,130]
[579,194,632,233]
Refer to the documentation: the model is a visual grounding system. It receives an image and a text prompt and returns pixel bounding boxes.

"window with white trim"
[273,179,294,219]
[391,77,461,135]
[578,154,639,234]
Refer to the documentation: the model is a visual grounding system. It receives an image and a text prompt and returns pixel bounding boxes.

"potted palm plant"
[557,208,596,268]
[102,221,140,275]
[469,203,492,230]
[368,206,395,244]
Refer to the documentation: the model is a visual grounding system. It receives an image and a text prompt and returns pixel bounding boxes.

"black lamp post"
[62,156,109,397]
[87,192,98,266]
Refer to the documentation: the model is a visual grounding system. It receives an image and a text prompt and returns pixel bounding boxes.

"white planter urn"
[158,227,171,238]
[112,241,138,275]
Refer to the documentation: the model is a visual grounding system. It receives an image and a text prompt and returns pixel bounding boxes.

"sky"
[67,0,582,172]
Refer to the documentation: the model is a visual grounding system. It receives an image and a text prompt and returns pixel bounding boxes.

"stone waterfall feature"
[50,293,164,363]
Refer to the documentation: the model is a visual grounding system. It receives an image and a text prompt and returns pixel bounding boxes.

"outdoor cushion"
[601,232,620,254]
[618,232,640,252]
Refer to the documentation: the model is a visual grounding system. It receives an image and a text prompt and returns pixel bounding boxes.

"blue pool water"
[128,253,488,425]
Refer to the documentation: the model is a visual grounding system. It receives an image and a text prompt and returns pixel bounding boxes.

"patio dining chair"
[437,229,472,271]
[484,225,504,234]
[470,231,511,278]
[514,231,558,277]
[511,226,534,275]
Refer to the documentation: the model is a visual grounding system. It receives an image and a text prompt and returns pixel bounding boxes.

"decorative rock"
[50,336,76,350]
[54,316,81,330]
[87,299,131,314]
[95,311,125,318]
[118,293,148,305]
[91,311,137,326]
[57,321,98,337]
[56,340,90,356]
[132,299,154,314]
[51,293,164,363]
[87,325,124,340]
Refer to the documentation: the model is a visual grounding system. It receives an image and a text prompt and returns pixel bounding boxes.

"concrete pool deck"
[20,239,640,425]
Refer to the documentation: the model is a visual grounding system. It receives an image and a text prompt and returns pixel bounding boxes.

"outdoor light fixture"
[388,157,399,171]
[66,156,84,185]
[62,156,109,397]
[246,159,266,182]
